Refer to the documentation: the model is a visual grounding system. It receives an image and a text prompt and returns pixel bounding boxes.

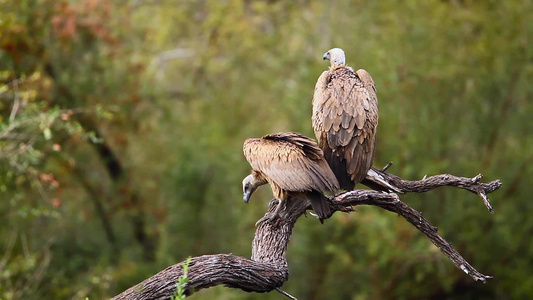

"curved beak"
[242,174,263,204]
[243,190,252,203]
[323,51,330,61]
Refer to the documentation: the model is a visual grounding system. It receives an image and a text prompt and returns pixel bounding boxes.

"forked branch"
[330,191,492,282]
[113,167,500,299]
[364,166,500,212]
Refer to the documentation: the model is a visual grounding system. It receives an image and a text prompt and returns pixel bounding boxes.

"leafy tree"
[1,0,531,299]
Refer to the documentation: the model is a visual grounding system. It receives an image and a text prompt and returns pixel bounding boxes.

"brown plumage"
[312,48,378,190]
[242,132,339,222]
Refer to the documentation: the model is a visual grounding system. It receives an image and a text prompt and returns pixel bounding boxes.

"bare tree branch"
[330,191,492,282]
[113,169,501,299]
[363,167,501,212]
[9,78,20,123]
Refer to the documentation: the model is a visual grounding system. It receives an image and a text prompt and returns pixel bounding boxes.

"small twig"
[276,288,298,300]
[0,230,17,270]
[381,161,393,172]
[471,174,483,183]
[365,168,403,193]
[9,79,20,123]
[477,191,493,213]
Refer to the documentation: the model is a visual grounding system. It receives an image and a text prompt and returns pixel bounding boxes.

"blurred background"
[1,0,531,299]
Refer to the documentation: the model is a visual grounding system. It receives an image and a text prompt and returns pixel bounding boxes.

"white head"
[323,48,346,67]
[242,174,262,203]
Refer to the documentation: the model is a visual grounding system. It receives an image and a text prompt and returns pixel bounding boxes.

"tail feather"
[308,190,332,223]
[324,148,355,190]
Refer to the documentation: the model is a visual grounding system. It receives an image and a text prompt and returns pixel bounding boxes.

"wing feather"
[312,66,379,187]
[338,127,352,146]
[341,112,351,129]
[243,133,339,194]
[332,113,342,131]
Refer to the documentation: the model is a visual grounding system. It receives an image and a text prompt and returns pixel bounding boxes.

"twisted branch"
[112,167,501,299]
[364,166,500,212]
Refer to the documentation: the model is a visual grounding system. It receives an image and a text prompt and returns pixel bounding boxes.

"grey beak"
[323,52,329,60]
[243,190,252,203]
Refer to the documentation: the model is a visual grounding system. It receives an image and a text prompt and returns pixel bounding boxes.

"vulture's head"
[242,174,261,203]
[323,48,346,68]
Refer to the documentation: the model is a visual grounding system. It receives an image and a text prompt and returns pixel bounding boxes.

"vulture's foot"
[272,199,284,218]
[255,200,284,227]
[268,198,280,207]
[255,212,282,227]
[255,214,269,227]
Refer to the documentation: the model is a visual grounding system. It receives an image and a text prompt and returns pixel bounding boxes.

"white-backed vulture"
[312,48,379,190]
[242,132,339,222]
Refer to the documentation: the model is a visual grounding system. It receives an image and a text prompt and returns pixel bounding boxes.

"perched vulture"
[312,48,379,190]
[242,132,339,222]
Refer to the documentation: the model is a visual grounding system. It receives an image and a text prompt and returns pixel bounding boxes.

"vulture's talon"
[255,214,271,227]
[271,199,285,218]
[255,212,282,227]
[269,212,280,221]
[268,199,280,207]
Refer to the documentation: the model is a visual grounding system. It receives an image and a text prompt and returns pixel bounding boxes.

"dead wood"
[112,166,501,300]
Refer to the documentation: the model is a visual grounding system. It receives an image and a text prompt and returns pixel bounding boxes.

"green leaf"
[43,127,52,140]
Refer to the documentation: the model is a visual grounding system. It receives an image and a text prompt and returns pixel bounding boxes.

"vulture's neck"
[330,65,347,72]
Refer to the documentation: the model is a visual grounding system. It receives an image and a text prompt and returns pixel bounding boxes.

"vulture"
[312,48,379,190]
[242,132,339,222]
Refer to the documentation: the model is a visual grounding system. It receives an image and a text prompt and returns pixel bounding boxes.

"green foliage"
[171,257,191,300]
[1,0,532,299]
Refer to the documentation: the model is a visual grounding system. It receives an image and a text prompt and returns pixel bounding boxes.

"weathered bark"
[113,168,501,300]
[112,254,289,300]
[113,197,303,300]
[363,166,498,212]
